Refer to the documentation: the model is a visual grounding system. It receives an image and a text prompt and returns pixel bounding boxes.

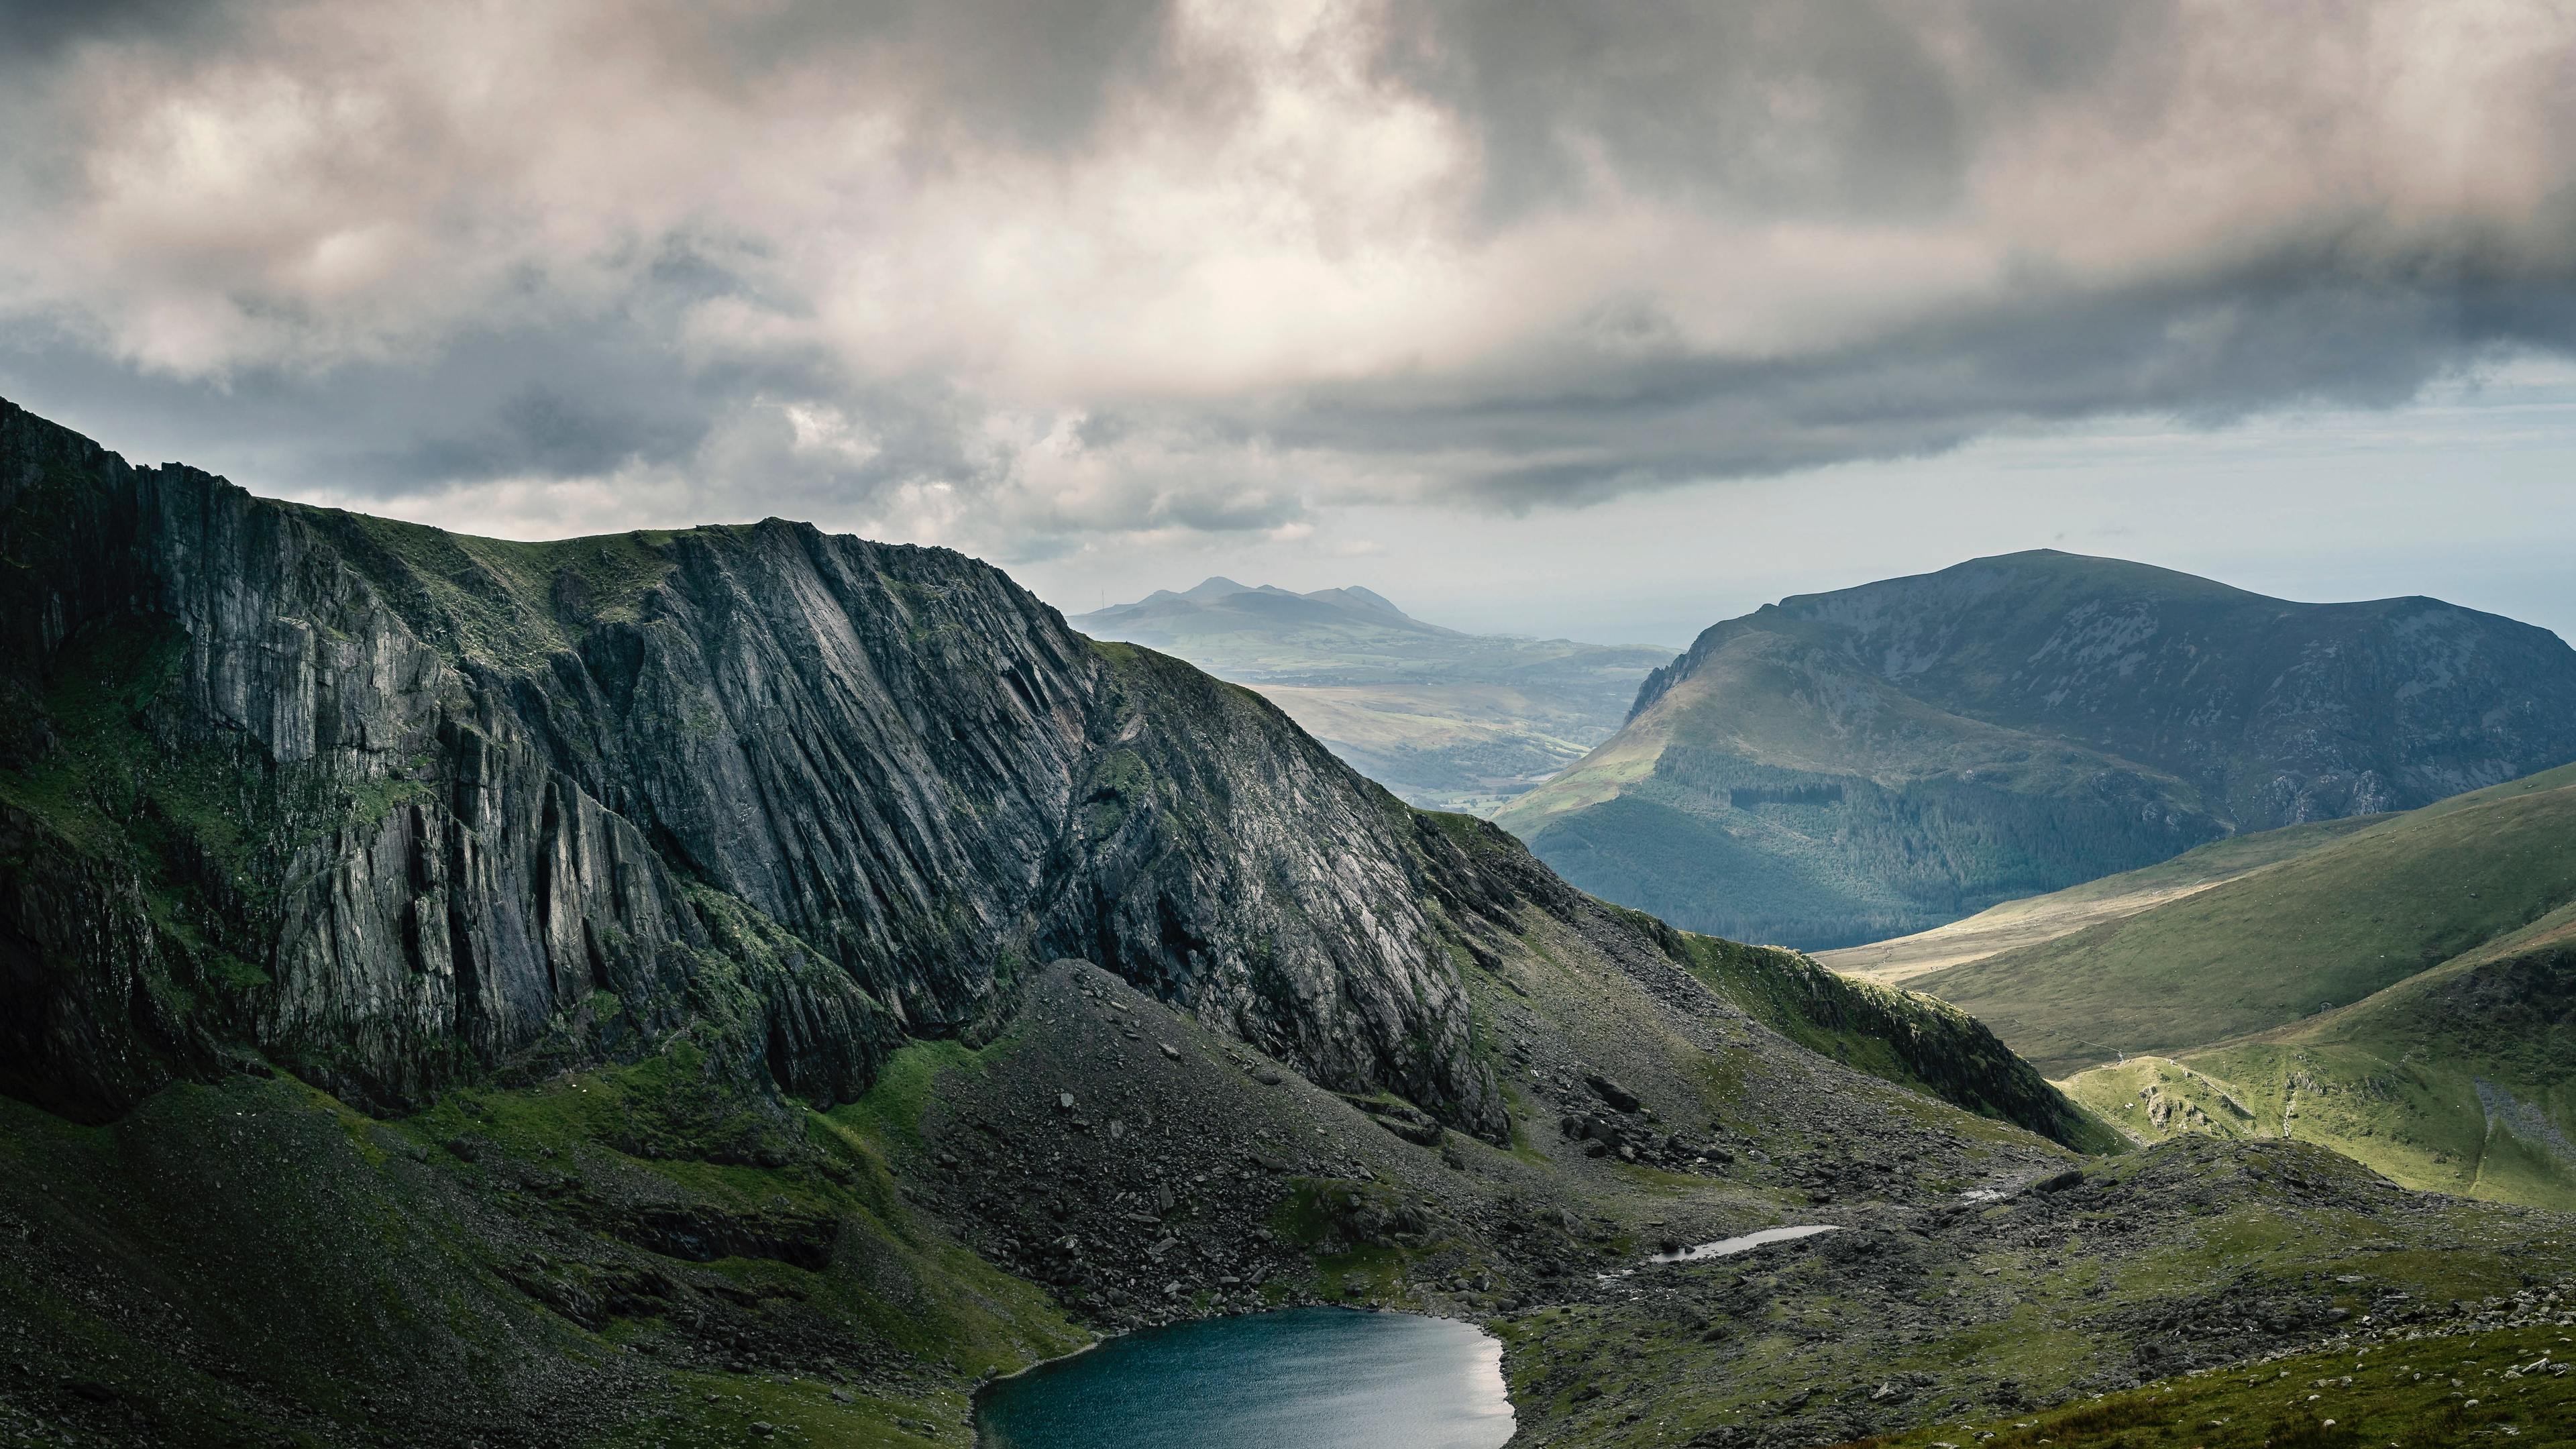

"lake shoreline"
[974,1304,1517,1449]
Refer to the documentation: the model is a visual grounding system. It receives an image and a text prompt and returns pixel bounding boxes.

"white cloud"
[2,0,2573,559]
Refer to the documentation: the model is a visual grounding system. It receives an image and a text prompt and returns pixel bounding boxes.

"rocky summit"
[3,396,2573,1449]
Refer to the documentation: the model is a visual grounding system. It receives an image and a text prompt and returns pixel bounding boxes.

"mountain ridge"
[1097,576,1448,635]
[0,394,2100,1152]
[0,400,1494,1133]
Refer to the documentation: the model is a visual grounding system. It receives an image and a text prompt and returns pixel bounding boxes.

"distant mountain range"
[1085,576,1417,630]
[1497,550,2576,950]
[1073,578,1671,814]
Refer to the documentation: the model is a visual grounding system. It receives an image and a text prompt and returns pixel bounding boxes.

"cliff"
[0,398,1496,1133]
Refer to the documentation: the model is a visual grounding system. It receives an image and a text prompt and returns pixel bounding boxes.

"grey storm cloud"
[1375,0,2165,223]
[0,0,230,63]
[1281,251,2576,506]
[1,0,2572,553]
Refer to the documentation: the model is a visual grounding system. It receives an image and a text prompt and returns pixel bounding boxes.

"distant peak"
[1074,576,1461,639]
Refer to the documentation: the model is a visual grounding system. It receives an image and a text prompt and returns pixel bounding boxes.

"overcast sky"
[6,0,2575,647]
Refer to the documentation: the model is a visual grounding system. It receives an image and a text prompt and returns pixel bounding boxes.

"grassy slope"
[289,506,684,667]
[1638,916,2128,1155]
[1915,762,2576,1077]
[5,837,2563,1448]
[2062,903,2576,1211]
[0,1054,1085,1449]
[0,902,2097,1446]
[1819,817,2384,984]
[1842,1313,2576,1449]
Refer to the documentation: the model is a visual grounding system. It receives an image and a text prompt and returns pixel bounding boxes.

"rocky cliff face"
[0,398,1498,1133]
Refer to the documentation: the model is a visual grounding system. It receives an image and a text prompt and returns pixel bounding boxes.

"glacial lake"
[975,1306,1515,1449]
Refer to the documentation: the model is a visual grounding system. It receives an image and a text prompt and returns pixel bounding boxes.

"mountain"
[1073,580,1670,815]
[1,466,1507,1135]
[0,392,2096,1145]
[11,399,2572,1448]
[5,396,2212,1445]
[1497,550,2576,949]
[1088,575,1419,626]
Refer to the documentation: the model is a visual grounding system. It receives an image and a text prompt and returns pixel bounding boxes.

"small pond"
[975,1306,1514,1449]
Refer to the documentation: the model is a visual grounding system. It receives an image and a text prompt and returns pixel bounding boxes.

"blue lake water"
[975,1307,1515,1449]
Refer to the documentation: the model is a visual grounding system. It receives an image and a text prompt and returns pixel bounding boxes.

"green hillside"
[1497,550,2576,949]
[1818,816,2383,983]
[1915,761,2576,1077]
[1850,1309,2576,1449]
[1850,761,2576,1211]
[2060,902,2576,1210]
[1073,578,1670,814]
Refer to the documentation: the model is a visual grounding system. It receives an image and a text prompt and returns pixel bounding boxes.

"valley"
[12,10,2576,1449]
[1072,579,1670,816]
[1815,818,2386,985]
[1823,763,2576,1213]
[1891,763,2576,1075]
[3,396,2572,1449]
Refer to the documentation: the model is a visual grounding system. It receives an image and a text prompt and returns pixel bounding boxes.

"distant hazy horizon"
[1036,370,2576,653]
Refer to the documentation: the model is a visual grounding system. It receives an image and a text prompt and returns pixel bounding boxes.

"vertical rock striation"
[0,397,1499,1134]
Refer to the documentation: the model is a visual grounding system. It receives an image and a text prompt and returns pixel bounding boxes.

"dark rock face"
[0,397,1497,1133]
